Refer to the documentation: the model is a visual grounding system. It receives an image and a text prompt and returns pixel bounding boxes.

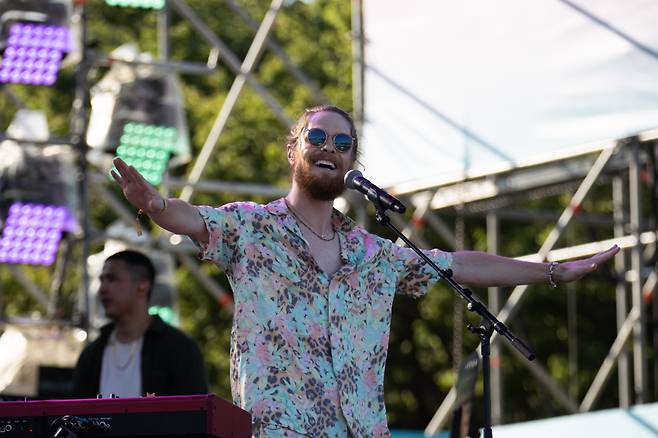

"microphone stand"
[372,204,535,438]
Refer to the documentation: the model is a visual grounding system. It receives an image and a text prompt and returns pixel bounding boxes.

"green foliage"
[1,0,352,401]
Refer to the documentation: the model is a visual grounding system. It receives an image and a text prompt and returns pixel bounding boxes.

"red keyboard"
[0,394,251,437]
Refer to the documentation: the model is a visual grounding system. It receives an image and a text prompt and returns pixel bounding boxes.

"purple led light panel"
[0,23,71,86]
[0,202,72,266]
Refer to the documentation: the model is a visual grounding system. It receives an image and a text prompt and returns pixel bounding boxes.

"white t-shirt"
[99,331,143,398]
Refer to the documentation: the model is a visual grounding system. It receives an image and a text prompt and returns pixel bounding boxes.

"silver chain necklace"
[110,331,140,370]
[284,199,336,242]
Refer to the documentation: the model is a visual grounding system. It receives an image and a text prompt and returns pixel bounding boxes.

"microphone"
[344,170,406,214]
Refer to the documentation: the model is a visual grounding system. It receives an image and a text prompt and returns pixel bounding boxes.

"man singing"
[110,105,618,437]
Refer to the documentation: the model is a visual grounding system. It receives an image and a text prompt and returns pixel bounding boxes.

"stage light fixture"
[0,109,79,267]
[116,123,177,185]
[86,44,190,183]
[105,0,165,9]
[0,202,75,266]
[0,0,75,86]
[0,22,70,85]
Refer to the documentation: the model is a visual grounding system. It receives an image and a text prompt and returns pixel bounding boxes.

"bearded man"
[111,105,618,437]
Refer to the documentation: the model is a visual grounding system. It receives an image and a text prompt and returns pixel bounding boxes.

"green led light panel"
[106,0,166,9]
[149,305,177,326]
[115,123,177,186]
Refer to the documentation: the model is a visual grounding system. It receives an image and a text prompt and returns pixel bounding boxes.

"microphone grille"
[344,169,362,189]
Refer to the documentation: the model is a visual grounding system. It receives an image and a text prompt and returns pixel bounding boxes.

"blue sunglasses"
[305,128,354,153]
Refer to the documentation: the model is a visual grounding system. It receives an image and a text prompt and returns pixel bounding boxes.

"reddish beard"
[292,153,346,201]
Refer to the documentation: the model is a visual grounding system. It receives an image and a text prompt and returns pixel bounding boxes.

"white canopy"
[362,0,658,190]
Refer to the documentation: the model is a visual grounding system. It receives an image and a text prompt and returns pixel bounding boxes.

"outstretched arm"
[450,245,619,288]
[110,157,209,244]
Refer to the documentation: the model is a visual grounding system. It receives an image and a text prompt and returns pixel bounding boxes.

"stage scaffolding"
[389,133,658,434]
[0,0,320,391]
[348,0,657,430]
[0,0,655,430]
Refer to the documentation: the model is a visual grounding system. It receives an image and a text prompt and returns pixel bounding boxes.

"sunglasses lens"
[306,128,327,146]
[334,134,353,152]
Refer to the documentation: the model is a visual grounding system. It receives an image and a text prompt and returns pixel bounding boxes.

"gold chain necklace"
[284,199,336,242]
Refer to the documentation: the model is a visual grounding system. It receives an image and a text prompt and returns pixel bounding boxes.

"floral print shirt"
[195,198,452,437]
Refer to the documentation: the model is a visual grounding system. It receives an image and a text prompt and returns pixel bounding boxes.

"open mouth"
[314,160,337,170]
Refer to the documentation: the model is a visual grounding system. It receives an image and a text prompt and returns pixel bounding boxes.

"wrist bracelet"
[548,261,559,288]
[157,197,168,215]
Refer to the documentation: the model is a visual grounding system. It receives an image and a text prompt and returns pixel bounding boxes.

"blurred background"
[0,1,657,436]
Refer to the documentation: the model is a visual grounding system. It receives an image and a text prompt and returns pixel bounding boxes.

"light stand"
[372,203,535,437]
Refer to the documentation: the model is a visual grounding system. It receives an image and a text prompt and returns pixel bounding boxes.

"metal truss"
[0,0,327,330]
[86,0,319,320]
[400,134,658,434]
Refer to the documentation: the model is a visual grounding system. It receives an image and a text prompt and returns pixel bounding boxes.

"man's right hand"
[110,157,209,244]
[111,157,165,216]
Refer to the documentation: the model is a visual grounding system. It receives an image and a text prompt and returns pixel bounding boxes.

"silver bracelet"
[548,261,559,288]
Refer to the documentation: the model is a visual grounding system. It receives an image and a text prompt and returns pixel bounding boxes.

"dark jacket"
[71,315,208,398]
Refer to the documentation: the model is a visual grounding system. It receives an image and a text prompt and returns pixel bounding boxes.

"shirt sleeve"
[191,202,247,270]
[389,243,453,298]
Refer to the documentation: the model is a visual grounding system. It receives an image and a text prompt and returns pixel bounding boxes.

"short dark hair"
[285,105,360,161]
[106,250,156,300]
